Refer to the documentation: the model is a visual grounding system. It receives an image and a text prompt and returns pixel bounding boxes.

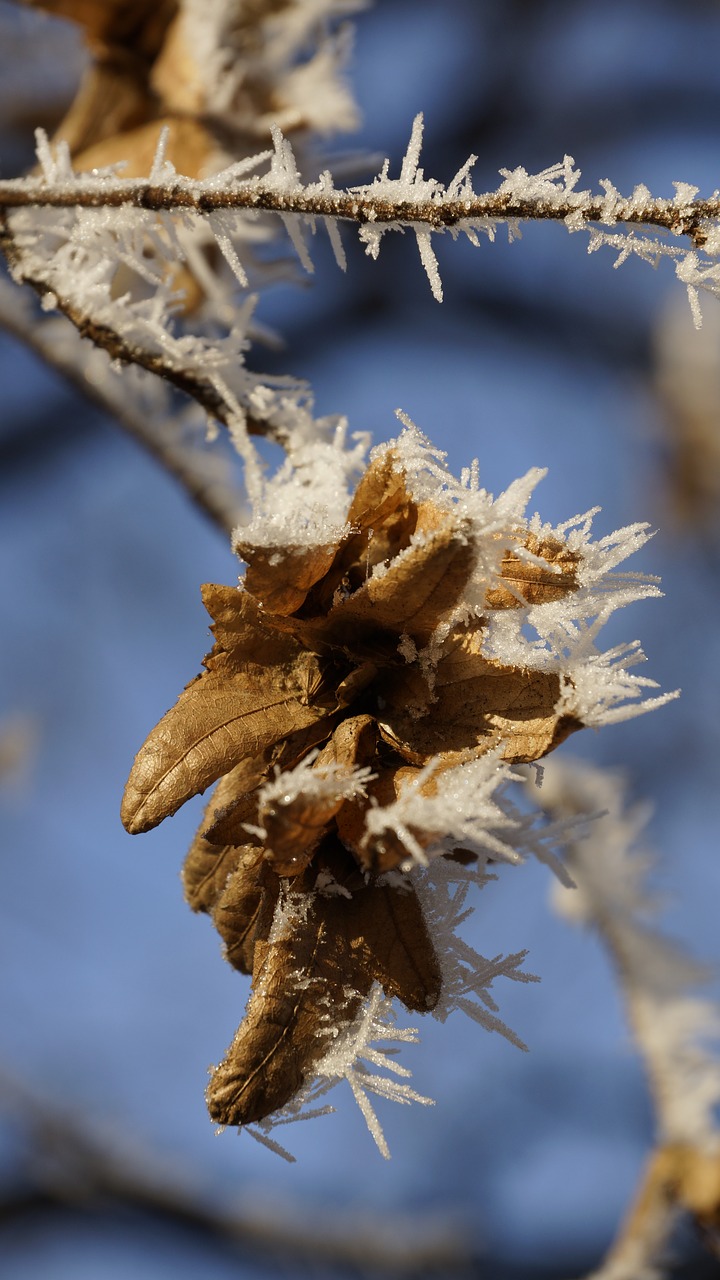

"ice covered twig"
[538,760,720,1279]
[4,118,720,318]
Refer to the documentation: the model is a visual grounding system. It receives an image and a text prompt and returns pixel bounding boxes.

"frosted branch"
[3,118,720,316]
[0,277,243,537]
[538,761,720,1278]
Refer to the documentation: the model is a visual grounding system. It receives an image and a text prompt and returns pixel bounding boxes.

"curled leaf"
[233,543,339,616]
[121,658,333,834]
[213,851,278,976]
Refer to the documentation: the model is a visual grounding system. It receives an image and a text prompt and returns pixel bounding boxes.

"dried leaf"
[213,850,277,975]
[261,796,337,878]
[234,543,339,617]
[337,763,420,872]
[206,879,370,1126]
[301,452,417,615]
[201,584,305,666]
[200,761,270,849]
[121,656,333,834]
[261,714,377,876]
[485,533,580,609]
[182,831,246,917]
[206,842,440,1126]
[182,758,269,914]
[349,876,441,1010]
[326,519,475,649]
[380,627,581,763]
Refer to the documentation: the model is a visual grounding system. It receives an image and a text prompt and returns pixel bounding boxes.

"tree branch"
[0,1067,470,1275]
[0,274,243,537]
[0,172,716,244]
[0,206,305,465]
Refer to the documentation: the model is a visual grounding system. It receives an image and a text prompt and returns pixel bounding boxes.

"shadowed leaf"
[213,851,277,975]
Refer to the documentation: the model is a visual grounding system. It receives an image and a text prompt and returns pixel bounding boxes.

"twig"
[0,1068,470,1275]
[536,762,720,1278]
[0,174,716,245]
[0,275,243,537]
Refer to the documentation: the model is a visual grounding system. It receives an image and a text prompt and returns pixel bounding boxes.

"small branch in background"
[535,761,720,1278]
[0,210,287,448]
[0,1068,471,1276]
[0,274,244,536]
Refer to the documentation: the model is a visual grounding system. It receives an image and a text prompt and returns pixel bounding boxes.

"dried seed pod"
[122,441,604,1133]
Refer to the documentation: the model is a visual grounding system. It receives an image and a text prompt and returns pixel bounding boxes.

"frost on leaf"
[122,424,676,1151]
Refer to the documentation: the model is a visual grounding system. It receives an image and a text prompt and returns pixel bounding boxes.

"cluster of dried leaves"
[121,445,583,1128]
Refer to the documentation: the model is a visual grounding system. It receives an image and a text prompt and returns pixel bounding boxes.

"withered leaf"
[350,875,441,1011]
[337,763,420,873]
[485,532,580,610]
[320,713,378,769]
[261,714,377,877]
[234,543,339,617]
[206,843,440,1126]
[326,519,475,649]
[201,584,305,667]
[213,850,277,975]
[198,752,276,849]
[121,657,333,835]
[346,449,413,534]
[182,831,246,917]
[380,625,581,763]
[206,881,370,1126]
[300,452,417,616]
[182,758,269,913]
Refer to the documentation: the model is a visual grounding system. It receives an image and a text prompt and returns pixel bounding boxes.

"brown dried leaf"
[380,624,581,763]
[206,880,370,1126]
[341,878,441,1011]
[346,449,412,533]
[337,764,419,873]
[121,655,333,835]
[182,832,245,917]
[234,543,339,617]
[262,714,377,876]
[485,532,580,610]
[326,518,475,649]
[213,850,278,975]
[201,583,305,666]
[206,843,441,1126]
[300,451,417,616]
[321,714,378,769]
[182,758,269,914]
[311,843,440,1011]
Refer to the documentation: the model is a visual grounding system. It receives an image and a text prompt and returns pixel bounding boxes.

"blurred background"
[2,1,720,1276]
